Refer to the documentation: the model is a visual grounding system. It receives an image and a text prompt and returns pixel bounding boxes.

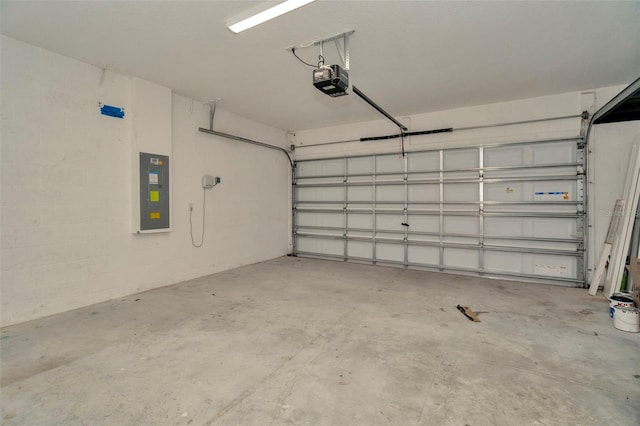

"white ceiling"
[2,1,639,132]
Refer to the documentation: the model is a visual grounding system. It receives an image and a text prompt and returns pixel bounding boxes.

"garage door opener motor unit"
[313,65,349,97]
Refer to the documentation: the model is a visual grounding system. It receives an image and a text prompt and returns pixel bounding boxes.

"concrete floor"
[1,257,639,426]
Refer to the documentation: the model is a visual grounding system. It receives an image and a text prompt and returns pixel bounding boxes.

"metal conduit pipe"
[198,127,295,169]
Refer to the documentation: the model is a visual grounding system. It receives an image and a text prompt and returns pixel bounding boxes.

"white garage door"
[293,137,587,286]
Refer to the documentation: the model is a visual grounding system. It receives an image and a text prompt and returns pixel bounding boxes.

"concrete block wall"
[1,36,290,326]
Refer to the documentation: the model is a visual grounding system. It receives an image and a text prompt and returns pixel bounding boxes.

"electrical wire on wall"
[190,178,219,248]
[190,187,207,248]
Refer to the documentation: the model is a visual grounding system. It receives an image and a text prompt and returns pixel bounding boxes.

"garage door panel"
[484,166,577,179]
[379,233,404,242]
[484,251,523,274]
[348,157,373,174]
[444,216,479,234]
[376,155,404,173]
[532,142,575,164]
[484,238,577,251]
[294,137,586,286]
[408,185,439,202]
[408,246,439,265]
[297,212,344,228]
[297,159,344,177]
[444,183,478,201]
[297,186,343,202]
[348,241,372,258]
[297,237,343,256]
[376,215,406,231]
[444,235,480,244]
[377,243,404,262]
[484,181,577,202]
[347,230,371,238]
[484,204,577,214]
[444,149,478,169]
[485,182,525,201]
[409,235,441,243]
[531,219,576,239]
[485,147,524,167]
[376,186,404,202]
[444,248,479,269]
[348,214,373,229]
[484,218,523,236]
[531,254,577,279]
[485,141,575,167]
[407,216,439,232]
[408,151,440,172]
[485,251,577,279]
[348,186,373,202]
[484,217,576,240]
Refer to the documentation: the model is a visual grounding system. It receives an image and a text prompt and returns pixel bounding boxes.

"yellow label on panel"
[150,212,161,219]
[150,191,159,202]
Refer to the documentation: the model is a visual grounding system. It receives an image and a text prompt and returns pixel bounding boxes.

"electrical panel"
[139,152,170,231]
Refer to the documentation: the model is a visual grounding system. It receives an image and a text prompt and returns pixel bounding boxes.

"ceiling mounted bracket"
[290,29,406,133]
[311,30,353,71]
[204,98,221,131]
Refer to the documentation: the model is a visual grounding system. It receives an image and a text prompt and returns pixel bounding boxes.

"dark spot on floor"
[633,374,640,379]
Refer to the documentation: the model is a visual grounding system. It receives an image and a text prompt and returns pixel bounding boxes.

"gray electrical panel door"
[140,152,170,230]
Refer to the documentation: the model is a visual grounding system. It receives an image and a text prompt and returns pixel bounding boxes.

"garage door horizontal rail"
[295,162,584,180]
[294,175,581,188]
[293,252,583,285]
[295,200,582,206]
[294,207,583,218]
[295,232,582,257]
[294,225,581,243]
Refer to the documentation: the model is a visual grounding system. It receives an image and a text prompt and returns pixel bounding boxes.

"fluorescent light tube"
[227,0,317,33]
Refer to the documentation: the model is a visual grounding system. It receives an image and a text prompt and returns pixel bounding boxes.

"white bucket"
[613,306,640,333]
[609,294,635,318]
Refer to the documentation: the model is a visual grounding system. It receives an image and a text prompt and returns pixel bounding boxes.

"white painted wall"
[1,36,290,326]
[293,86,640,283]
[130,77,173,233]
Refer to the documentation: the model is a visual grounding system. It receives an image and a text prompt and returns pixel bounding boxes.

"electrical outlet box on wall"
[131,78,173,234]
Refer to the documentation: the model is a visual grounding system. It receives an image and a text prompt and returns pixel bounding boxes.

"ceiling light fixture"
[227,0,317,33]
